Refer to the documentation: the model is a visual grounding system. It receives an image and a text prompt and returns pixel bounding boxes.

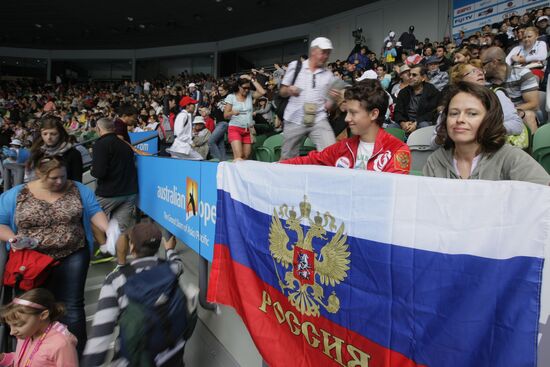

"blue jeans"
[45,246,90,357]
[208,121,228,161]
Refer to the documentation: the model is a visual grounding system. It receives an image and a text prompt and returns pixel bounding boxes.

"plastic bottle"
[8,237,38,250]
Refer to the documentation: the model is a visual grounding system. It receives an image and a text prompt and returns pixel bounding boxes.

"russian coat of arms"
[269,196,351,317]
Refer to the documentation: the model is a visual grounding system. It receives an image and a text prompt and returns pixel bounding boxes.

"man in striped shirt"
[482,46,540,132]
[81,223,185,367]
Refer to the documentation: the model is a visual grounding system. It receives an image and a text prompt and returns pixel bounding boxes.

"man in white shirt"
[167,96,203,160]
[279,37,337,159]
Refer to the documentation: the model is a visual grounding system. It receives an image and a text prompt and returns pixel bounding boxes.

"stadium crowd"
[0,4,549,366]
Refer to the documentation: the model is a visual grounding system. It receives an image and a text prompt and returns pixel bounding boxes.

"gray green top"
[423,144,550,186]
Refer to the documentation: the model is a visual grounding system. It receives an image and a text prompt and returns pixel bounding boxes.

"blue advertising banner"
[136,155,217,261]
[198,162,218,261]
[129,131,158,155]
[453,0,550,36]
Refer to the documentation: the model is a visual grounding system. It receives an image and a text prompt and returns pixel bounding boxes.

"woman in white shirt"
[505,27,547,71]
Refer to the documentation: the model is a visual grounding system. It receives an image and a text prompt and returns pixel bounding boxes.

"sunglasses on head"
[39,155,64,163]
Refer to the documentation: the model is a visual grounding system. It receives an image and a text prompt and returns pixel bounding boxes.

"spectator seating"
[407,126,436,172]
[537,91,548,125]
[255,133,283,162]
[532,123,550,174]
[385,127,406,142]
[299,137,316,156]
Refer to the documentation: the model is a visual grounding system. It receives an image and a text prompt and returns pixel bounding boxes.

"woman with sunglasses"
[449,62,524,136]
[224,75,266,160]
[0,154,109,357]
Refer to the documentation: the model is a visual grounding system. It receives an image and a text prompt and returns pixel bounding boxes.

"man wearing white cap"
[188,83,201,116]
[279,36,337,159]
[382,31,396,54]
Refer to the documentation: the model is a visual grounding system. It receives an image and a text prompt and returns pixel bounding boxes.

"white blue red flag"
[208,161,550,367]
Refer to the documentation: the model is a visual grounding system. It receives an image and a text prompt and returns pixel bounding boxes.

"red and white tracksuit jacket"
[281,129,411,174]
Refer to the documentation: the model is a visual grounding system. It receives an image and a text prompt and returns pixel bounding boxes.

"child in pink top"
[0,288,78,367]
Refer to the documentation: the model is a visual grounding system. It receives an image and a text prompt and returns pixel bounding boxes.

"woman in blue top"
[0,154,109,357]
[224,75,266,160]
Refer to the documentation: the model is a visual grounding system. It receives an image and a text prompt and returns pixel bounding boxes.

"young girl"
[0,288,78,367]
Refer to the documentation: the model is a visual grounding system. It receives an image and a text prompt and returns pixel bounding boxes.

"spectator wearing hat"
[198,106,215,133]
[279,37,338,159]
[426,56,449,91]
[188,83,201,116]
[2,138,29,191]
[399,26,417,53]
[393,64,440,134]
[383,31,397,48]
[536,15,550,37]
[390,64,411,98]
[383,42,397,70]
[167,96,202,160]
[191,116,211,160]
[355,70,394,122]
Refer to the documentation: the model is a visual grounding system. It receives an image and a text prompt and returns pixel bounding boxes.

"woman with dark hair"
[209,82,230,161]
[29,116,83,182]
[0,154,109,356]
[224,75,266,160]
[424,81,550,184]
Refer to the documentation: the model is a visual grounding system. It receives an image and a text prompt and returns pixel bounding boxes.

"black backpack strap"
[290,60,302,86]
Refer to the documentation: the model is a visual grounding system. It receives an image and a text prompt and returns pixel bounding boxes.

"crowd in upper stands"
[1,7,550,171]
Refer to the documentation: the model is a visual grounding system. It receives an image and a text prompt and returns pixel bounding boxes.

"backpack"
[118,262,197,367]
[273,60,302,120]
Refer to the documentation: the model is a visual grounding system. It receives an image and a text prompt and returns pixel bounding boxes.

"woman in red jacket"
[281,79,411,174]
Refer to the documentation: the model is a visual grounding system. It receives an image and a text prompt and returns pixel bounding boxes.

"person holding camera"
[279,37,338,159]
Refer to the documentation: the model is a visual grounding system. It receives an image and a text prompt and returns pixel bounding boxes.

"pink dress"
[0,322,78,367]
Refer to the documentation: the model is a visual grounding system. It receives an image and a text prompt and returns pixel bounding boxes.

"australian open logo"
[269,196,351,317]
[185,177,199,220]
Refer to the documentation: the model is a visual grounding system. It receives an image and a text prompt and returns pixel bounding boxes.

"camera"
[352,28,366,45]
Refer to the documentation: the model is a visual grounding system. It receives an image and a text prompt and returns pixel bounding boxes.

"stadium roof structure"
[0,0,371,49]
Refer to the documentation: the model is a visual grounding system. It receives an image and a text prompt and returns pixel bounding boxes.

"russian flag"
[207,161,549,367]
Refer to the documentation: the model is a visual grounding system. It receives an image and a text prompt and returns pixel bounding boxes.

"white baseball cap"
[356,70,378,82]
[188,83,196,88]
[310,37,333,50]
[192,116,206,125]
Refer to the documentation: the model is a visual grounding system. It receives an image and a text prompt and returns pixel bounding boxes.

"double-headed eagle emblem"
[269,196,351,317]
